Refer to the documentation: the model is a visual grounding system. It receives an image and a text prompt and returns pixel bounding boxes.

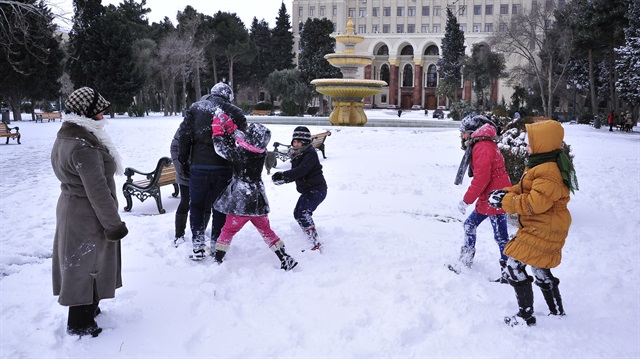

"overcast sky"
[52,0,289,30]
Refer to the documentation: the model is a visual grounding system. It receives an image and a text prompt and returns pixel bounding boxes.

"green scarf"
[526,149,579,194]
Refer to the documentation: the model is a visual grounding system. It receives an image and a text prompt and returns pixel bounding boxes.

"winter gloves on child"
[272,172,285,185]
[211,113,236,137]
[488,190,507,209]
[457,200,469,215]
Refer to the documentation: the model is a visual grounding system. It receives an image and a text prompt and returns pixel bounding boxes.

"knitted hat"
[210,82,234,102]
[459,115,497,133]
[65,87,110,118]
[291,126,311,145]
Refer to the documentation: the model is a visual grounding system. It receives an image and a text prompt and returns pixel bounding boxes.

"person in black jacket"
[176,83,247,260]
[271,126,328,251]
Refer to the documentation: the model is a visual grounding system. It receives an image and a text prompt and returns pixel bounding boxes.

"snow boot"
[459,246,476,268]
[536,278,565,316]
[189,248,207,261]
[493,259,509,284]
[504,277,536,326]
[174,214,188,247]
[67,304,102,337]
[304,226,322,251]
[213,249,226,264]
[274,246,298,271]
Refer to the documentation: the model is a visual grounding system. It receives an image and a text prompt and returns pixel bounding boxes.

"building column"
[491,79,498,103]
[364,64,373,107]
[389,58,399,107]
[413,60,423,108]
[464,80,472,103]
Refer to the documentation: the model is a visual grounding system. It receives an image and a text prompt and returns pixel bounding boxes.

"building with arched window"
[292,0,534,110]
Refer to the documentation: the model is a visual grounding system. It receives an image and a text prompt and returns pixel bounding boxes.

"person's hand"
[272,172,285,185]
[105,222,128,241]
[221,114,237,134]
[488,190,507,209]
[457,200,468,215]
[178,156,190,178]
[211,116,224,137]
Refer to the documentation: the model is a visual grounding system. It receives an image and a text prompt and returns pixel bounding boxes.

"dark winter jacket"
[170,128,189,186]
[213,124,271,216]
[50,118,124,306]
[177,94,247,169]
[281,145,327,194]
[463,123,512,215]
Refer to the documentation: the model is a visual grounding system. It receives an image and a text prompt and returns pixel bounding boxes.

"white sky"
[51,0,289,30]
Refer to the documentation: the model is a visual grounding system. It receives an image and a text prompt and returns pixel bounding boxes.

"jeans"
[462,211,509,261]
[189,167,232,250]
[294,189,327,230]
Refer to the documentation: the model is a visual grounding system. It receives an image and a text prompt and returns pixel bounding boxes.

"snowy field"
[0,111,638,358]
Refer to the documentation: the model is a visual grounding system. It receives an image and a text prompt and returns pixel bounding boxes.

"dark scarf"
[454,136,497,185]
[288,144,311,160]
[526,149,579,194]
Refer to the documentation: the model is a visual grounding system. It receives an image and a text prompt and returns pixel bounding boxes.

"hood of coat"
[244,123,271,151]
[525,120,564,154]
[471,123,497,138]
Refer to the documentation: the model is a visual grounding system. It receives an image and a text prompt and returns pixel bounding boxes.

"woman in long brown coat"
[488,120,578,327]
[51,87,128,337]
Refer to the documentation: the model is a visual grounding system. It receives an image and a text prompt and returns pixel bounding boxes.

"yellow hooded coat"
[502,121,572,268]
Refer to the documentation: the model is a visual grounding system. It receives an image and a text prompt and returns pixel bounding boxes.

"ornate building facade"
[291,0,534,110]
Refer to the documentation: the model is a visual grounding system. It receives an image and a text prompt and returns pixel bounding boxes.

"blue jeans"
[294,189,327,230]
[189,167,232,250]
[463,211,509,261]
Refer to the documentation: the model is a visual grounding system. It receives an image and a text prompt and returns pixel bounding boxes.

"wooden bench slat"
[122,157,178,214]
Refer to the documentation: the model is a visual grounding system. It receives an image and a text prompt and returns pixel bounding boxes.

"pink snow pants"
[217,214,280,248]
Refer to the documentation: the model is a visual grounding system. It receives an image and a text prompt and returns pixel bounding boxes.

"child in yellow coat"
[489,120,578,326]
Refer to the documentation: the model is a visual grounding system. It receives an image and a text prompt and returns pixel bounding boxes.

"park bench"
[250,109,271,116]
[0,122,21,144]
[35,112,62,123]
[265,130,331,174]
[122,157,178,214]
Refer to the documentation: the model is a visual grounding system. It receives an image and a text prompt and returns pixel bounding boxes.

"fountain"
[311,18,387,126]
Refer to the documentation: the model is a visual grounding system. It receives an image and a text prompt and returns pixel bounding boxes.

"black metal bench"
[265,131,331,174]
[122,157,178,214]
[0,122,20,144]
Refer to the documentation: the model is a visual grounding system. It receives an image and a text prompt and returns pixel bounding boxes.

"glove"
[178,156,190,178]
[211,116,224,137]
[272,172,285,185]
[105,222,128,241]
[488,190,507,209]
[221,114,237,134]
[457,200,468,215]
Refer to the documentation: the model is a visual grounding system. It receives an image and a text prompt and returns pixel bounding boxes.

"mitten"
[488,190,507,209]
[457,200,469,215]
[105,222,128,241]
[211,116,224,137]
[272,172,285,185]
[221,114,237,134]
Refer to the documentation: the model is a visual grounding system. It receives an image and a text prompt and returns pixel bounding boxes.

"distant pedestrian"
[398,109,402,117]
[608,110,615,132]
[624,111,633,132]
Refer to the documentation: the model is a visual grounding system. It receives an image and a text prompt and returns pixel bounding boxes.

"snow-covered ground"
[1,111,638,358]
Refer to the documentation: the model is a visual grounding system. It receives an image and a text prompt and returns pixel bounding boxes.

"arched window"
[400,45,414,56]
[377,45,389,55]
[403,64,413,87]
[425,45,439,56]
[380,64,390,84]
[427,64,437,87]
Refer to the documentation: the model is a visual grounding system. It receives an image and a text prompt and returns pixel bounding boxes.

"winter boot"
[536,278,565,316]
[459,246,476,268]
[189,248,207,261]
[67,304,102,337]
[493,259,509,284]
[273,246,298,271]
[174,214,188,247]
[304,226,322,251]
[213,249,226,264]
[504,277,537,327]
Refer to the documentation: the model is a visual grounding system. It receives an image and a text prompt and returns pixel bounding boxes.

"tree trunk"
[228,58,234,90]
[588,48,598,116]
[212,57,218,84]
[194,66,201,100]
[547,57,553,118]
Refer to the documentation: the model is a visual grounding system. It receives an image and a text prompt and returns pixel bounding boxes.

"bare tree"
[490,1,572,117]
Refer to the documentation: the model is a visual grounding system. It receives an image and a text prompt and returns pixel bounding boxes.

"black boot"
[214,249,226,264]
[274,246,298,271]
[505,277,536,326]
[493,259,509,284]
[174,214,188,247]
[67,304,102,337]
[459,246,476,268]
[536,278,565,316]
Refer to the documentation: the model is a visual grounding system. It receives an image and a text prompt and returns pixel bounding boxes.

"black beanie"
[292,126,311,145]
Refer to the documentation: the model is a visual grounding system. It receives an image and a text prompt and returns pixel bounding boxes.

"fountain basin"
[311,78,387,100]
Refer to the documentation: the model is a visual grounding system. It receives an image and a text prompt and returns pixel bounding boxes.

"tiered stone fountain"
[311,18,387,126]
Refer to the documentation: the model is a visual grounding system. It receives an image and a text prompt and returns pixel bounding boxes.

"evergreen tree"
[437,8,465,101]
[247,18,274,101]
[615,0,640,110]
[298,18,341,82]
[0,0,63,121]
[271,2,295,71]
[463,44,506,111]
[67,0,105,88]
